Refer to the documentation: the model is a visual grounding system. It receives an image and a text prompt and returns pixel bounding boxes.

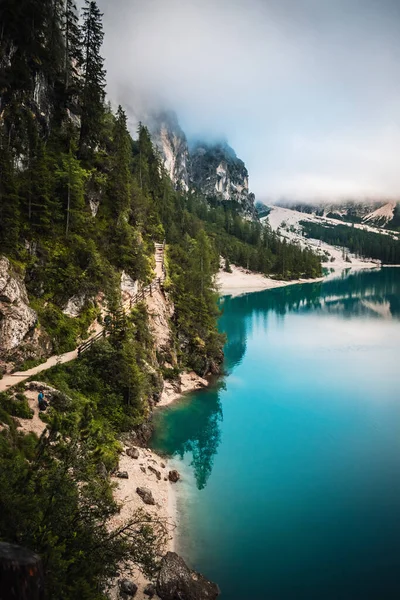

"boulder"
[168,470,180,483]
[0,257,37,352]
[143,583,156,597]
[156,552,220,600]
[116,471,129,479]
[119,578,138,597]
[161,462,166,468]
[126,447,140,459]
[140,467,146,474]
[136,487,155,505]
[148,465,162,480]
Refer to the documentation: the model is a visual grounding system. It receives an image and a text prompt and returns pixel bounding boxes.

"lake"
[151,267,400,599]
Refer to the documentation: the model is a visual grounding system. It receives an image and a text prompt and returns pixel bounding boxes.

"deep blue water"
[151,268,400,599]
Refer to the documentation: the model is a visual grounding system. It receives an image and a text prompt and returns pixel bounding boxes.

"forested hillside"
[0,1,321,597]
[302,221,400,264]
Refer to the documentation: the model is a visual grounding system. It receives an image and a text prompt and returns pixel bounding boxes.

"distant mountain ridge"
[273,199,400,230]
[144,110,256,217]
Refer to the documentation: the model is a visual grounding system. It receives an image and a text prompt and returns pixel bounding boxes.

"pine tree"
[108,105,131,220]
[79,0,106,155]
[0,143,20,253]
[63,0,83,104]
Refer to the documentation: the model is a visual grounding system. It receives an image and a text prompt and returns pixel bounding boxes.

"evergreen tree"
[63,0,83,92]
[0,143,20,253]
[108,105,131,220]
[79,0,106,155]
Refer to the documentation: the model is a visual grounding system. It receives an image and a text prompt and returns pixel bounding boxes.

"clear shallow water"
[151,268,400,600]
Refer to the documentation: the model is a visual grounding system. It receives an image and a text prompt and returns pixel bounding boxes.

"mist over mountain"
[97,0,400,202]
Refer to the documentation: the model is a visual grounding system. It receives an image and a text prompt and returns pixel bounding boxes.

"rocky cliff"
[0,257,37,353]
[146,111,190,192]
[146,111,256,217]
[189,140,256,216]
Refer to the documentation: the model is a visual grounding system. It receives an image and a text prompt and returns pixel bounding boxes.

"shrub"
[0,392,33,420]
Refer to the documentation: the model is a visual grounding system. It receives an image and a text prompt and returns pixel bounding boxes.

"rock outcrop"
[145,111,256,217]
[0,257,37,353]
[156,552,220,600]
[189,141,256,217]
[147,111,190,192]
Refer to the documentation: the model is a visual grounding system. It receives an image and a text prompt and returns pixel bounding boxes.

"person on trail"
[38,390,48,411]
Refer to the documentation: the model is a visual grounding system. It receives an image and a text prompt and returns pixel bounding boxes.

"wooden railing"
[78,243,166,358]
[77,330,106,357]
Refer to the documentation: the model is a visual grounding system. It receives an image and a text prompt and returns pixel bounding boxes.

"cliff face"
[147,111,256,217]
[189,140,256,216]
[146,111,190,192]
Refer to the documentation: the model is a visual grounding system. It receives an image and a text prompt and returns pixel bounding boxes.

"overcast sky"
[96,0,400,203]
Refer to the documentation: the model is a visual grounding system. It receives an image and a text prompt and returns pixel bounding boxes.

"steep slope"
[146,111,256,217]
[189,140,256,216]
[146,110,190,192]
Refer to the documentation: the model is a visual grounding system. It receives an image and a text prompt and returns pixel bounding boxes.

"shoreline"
[118,261,384,595]
[216,262,380,298]
[216,264,324,298]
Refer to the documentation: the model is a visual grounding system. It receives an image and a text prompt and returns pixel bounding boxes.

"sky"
[96,0,400,203]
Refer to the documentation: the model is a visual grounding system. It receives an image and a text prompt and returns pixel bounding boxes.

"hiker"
[38,390,48,411]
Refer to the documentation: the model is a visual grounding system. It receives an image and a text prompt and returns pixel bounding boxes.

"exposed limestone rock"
[121,271,138,307]
[63,294,87,317]
[147,110,190,192]
[146,110,255,217]
[190,141,256,217]
[0,257,37,352]
[156,552,220,600]
[136,487,155,505]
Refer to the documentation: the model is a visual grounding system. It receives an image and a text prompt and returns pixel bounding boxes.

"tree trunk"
[0,542,45,600]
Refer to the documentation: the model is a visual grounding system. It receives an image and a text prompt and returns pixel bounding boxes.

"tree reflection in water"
[152,268,400,490]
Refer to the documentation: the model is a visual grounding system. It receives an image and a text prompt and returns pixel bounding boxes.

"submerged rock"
[136,487,155,505]
[156,552,220,600]
[168,470,180,483]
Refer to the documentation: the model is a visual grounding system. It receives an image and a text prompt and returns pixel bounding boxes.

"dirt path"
[1,244,165,393]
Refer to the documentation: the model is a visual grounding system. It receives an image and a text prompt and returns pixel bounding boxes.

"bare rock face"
[0,257,37,352]
[62,293,87,317]
[156,552,220,600]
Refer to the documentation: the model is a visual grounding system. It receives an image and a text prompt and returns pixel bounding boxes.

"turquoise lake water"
[151,268,400,599]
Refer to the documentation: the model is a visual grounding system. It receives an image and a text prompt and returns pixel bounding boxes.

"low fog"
[96,0,400,202]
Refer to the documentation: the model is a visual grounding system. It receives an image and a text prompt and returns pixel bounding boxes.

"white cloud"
[97,0,400,201]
